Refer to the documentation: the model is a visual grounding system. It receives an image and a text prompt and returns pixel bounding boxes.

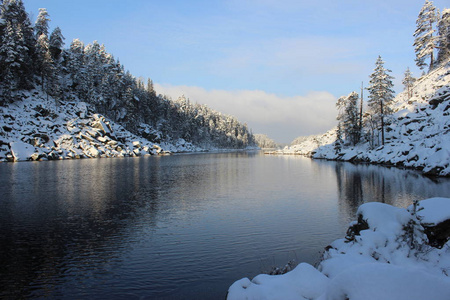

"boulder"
[423,219,450,248]
[9,141,36,161]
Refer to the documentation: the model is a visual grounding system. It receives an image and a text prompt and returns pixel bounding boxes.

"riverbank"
[228,197,450,300]
[0,90,199,161]
[272,61,450,177]
[0,90,259,162]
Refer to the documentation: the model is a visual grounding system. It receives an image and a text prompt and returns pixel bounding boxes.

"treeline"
[0,0,256,149]
[254,134,278,149]
[334,1,449,151]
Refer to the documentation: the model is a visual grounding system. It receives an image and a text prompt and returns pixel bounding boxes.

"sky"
[23,0,449,143]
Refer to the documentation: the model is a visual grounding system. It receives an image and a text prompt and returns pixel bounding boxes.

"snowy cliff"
[280,61,450,176]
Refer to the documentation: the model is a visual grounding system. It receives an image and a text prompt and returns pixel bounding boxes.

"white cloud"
[155,83,337,143]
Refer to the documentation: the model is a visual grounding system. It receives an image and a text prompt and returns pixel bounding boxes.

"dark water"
[0,152,449,299]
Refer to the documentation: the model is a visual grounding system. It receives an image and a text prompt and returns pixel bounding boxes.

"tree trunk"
[380,100,385,145]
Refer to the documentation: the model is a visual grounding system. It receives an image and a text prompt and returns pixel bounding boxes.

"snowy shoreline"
[271,61,450,177]
[267,151,450,178]
[0,90,259,163]
[228,197,450,300]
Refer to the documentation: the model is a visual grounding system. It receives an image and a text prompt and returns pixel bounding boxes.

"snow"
[228,198,450,300]
[321,263,450,300]
[9,141,36,161]
[228,263,329,300]
[275,61,450,177]
[0,90,204,162]
[415,197,450,225]
[356,202,410,235]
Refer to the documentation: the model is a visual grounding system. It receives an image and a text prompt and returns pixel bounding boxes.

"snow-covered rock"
[227,198,450,300]
[0,90,203,162]
[9,141,36,162]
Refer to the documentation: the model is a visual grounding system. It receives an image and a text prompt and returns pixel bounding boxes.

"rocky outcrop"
[0,91,201,162]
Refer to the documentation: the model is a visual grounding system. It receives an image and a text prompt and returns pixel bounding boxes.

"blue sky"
[23,0,449,143]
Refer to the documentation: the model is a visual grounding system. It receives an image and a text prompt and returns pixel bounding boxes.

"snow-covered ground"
[0,90,204,162]
[276,62,450,176]
[228,197,450,300]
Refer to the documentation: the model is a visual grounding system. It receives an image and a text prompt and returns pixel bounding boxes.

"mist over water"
[1,152,449,299]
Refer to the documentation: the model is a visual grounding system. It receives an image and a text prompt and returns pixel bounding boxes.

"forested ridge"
[282,1,450,176]
[0,0,256,156]
[332,1,449,150]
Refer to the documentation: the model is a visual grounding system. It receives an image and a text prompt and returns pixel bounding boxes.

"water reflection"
[331,161,450,224]
[0,153,449,299]
[0,157,164,298]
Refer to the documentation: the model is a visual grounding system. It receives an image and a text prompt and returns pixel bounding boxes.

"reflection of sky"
[0,153,449,298]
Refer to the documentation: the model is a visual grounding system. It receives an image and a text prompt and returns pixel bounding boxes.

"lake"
[0,151,449,299]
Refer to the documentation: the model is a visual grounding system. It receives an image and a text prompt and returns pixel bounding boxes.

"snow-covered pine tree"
[414,0,439,71]
[66,38,85,95]
[334,122,343,155]
[367,56,395,146]
[402,67,416,100]
[36,33,56,94]
[0,0,35,91]
[147,78,155,96]
[336,92,361,146]
[344,92,361,145]
[254,134,277,149]
[0,21,21,104]
[49,26,64,61]
[437,9,450,65]
[35,8,49,37]
[336,94,346,144]
[34,8,55,93]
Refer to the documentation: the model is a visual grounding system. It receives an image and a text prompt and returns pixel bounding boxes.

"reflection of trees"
[0,157,165,298]
[335,162,364,221]
[333,161,450,225]
[0,152,255,298]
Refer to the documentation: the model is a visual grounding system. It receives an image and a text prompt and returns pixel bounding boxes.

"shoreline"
[228,197,450,300]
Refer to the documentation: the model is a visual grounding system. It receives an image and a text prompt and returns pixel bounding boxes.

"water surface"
[0,152,449,299]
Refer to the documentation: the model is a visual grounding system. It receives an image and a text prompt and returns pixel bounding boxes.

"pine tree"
[437,9,450,65]
[35,8,49,38]
[336,92,361,145]
[344,92,361,145]
[49,26,64,61]
[0,0,35,90]
[414,0,439,71]
[0,21,21,104]
[402,67,416,99]
[67,38,85,90]
[34,7,55,92]
[147,78,155,96]
[334,123,343,155]
[367,56,395,146]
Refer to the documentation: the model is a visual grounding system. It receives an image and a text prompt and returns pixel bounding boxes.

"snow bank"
[227,198,450,300]
[415,197,450,225]
[228,263,329,300]
[322,263,450,300]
